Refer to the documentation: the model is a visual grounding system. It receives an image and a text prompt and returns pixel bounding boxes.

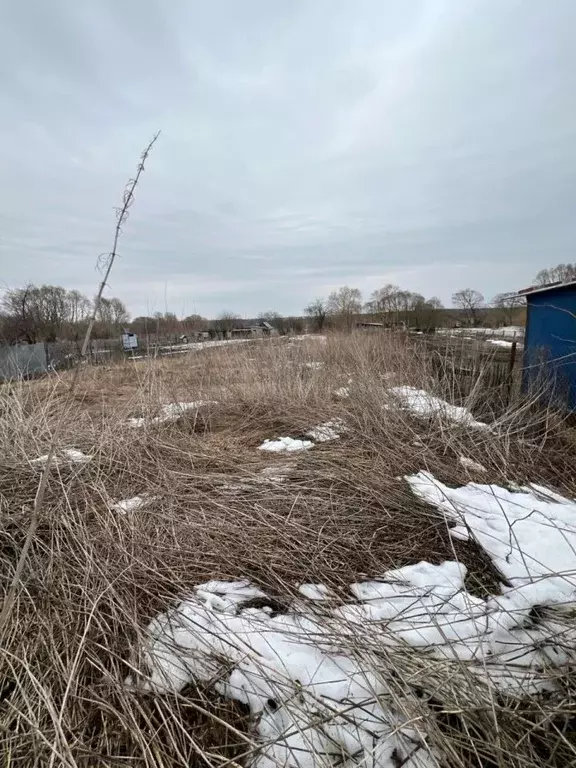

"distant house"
[356,321,385,331]
[517,280,576,410]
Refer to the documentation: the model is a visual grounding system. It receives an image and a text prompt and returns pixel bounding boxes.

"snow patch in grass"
[459,456,487,473]
[304,361,323,370]
[388,387,488,429]
[306,419,346,443]
[111,495,156,514]
[407,472,576,591]
[258,437,313,453]
[489,339,514,348]
[130,572,446,767]
[133,543,576,767]
[127,400,217,428]
[298,583,333,601]
[30,449,92,468]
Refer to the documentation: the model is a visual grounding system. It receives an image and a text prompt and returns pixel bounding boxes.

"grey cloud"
[1,0,575,317]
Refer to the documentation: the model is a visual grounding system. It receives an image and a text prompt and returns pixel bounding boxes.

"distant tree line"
[0,284,129,344]
[1,262,572,344]
[304,262,574,331]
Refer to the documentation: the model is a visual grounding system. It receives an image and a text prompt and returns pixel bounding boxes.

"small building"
[230,326,263,339]
[518,280,576,410]
[356,321,385,331]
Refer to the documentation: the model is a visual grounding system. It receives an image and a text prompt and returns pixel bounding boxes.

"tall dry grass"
[0,332,574,766]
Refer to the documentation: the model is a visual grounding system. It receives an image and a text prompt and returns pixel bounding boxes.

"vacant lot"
[1,333,575,767]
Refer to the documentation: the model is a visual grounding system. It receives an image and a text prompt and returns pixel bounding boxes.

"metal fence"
[0,342,48,381]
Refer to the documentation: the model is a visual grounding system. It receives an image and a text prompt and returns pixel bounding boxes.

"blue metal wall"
[523,285,576,410]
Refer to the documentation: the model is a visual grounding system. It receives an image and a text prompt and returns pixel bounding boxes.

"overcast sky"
[1,1,575,318]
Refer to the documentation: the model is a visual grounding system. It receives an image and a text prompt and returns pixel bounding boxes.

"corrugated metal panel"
[523,283,576,410]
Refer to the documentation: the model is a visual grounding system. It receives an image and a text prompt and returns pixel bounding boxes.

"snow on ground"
[388,387,488,429]
[407,473,576,592]
[304,361,324,370]
[458,456,487,473]
[127,400,217,428]
[406,473,576,672]
[258,437,313,453]
[111,495,156,514]
[132,473,576,765]
[130,575,443,768]
[306,419,346,443]
[132,534,576,766]
[158,338,261,353]
[289,334,327,342]
[489,339,514,348]
[437,326,523,339]
[334,387,350,398]
[30,448,92,467]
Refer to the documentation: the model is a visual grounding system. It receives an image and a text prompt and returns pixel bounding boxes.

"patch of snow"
[304,361,323,370]
[111,495,155,514]
[306,419,345,442]
[459,456,487,473]
[388,387,488,429]
[290,335,327,342]
[132,544,576,766]
[489,339,514,348]
[127,400,217,428]
[130,574,443,768]
[258,437,313,453]
[30,449,92,468]
[132,475,576,765]
[406,472,576,591]
[298,584,333,601]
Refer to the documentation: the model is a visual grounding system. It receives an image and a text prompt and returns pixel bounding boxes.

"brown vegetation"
[0,333,575,766]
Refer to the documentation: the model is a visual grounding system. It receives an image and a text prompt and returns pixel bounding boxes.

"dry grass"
[0,332,575,766]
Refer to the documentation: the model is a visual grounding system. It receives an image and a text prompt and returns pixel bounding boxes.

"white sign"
[122,333,138,350]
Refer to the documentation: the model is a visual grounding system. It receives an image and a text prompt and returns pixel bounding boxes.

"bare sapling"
[0,132,160,632]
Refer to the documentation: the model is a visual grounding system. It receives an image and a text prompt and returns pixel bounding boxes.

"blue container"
[521,281,576,410]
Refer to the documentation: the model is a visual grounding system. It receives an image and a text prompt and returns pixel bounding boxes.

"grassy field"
[0,333,575,767]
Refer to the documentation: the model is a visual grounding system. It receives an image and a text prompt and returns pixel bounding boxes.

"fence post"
[506,341,518,404]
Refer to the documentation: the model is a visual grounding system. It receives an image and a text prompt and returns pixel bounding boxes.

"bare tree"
[327,286,362,331]
[534,262,576,286]
[492,292,525,326]
[452,288,485,326]
[413,296,444,329]
[213,311,239,335]
[97,297,130,328]
[366,285,443,328]
[304,298,328,332]
[1,284,94,343]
